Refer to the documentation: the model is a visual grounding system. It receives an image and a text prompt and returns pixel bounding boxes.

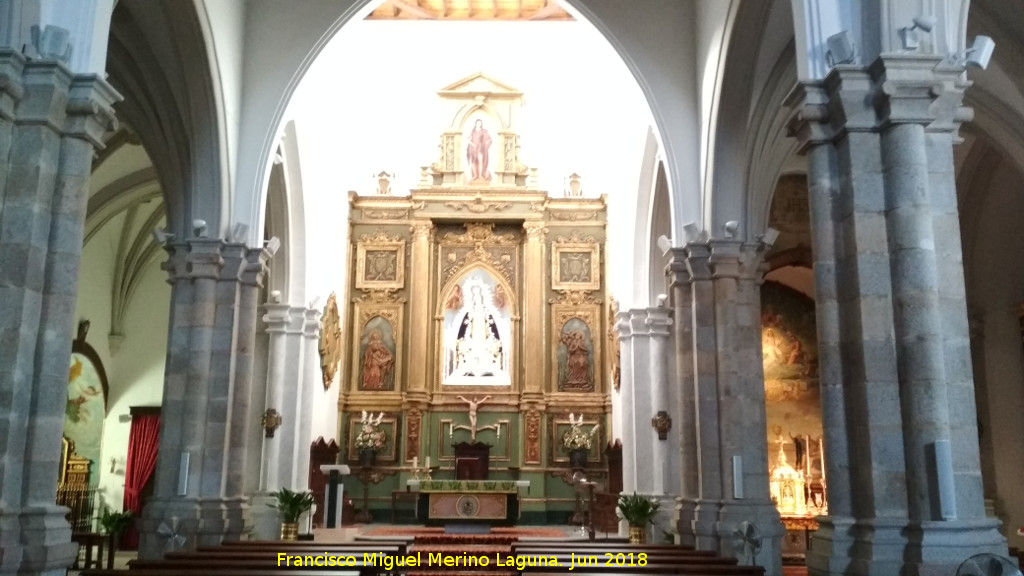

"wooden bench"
[521,564,764,575]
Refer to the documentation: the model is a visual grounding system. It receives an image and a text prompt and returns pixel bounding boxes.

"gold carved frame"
[356,238,406,291]
[350,302,404,392]
[346,413,400,463]
[551,242,600,292]
[550,304,602,393]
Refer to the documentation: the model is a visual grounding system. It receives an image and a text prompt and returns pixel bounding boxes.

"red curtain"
[121,412,160,550]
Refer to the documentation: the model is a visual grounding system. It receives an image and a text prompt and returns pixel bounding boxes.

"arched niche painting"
[557,318,594,392]
[359,316,397,391]
[441,269,512,386]
[64,342,109,487]
[761,281,822,477]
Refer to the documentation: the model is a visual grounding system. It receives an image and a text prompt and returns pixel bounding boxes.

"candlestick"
[425,456,431,469]
[412,456,418,470]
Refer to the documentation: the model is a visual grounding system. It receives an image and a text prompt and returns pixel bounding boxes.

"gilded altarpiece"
[337,73,612,523]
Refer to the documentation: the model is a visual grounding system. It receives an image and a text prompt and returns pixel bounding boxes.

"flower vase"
[628,525,647,545]
[358,448,376,467]
[280,522,299,541]
[569,448,588,469]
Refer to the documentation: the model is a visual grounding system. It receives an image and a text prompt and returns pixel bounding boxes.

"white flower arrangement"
[562,413,600,451]
[354,411,387,451]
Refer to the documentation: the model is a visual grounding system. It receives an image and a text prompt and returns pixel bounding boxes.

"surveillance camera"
[760,227,780,248]
[264,236,281,257]
[309,296,321,310]
[683,222,701,243]
[232,223,249,243]
[912,15,936,33]
[270,290,282,304]
[723,220,740,239]
[656,235,673,256]
[656,294,669,308]
[152,227,175,245]
[192,219,207,238]
[967,35,995,70]
[826,30,857,66]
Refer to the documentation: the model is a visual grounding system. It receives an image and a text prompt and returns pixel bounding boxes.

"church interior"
[4,1,1024,576]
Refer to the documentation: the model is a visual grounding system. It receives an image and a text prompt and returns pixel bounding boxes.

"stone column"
[645,307,673,496]
[667,257,698,547]
[708,240,783,576]
[406,221,433,402]
[682,243,723,551]
[786,55,1006,575]
[522,221,546,400]
[224,247,271,505]
[295,305,322,489]
[614,310,637,494]
[786,82,856,575]
[251,302,305,540]
[874,55,1003,570]
[0,52,119,576]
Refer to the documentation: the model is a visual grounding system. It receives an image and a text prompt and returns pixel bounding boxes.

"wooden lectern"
[452,442,490,480]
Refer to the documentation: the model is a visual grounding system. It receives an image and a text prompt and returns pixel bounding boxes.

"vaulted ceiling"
[367,0,572,21]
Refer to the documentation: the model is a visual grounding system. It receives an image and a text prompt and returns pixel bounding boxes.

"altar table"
[407,480,530,526]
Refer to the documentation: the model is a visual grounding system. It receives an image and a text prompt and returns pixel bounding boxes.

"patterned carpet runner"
[405,534,518,576]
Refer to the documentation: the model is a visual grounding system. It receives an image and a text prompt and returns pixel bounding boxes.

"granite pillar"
[786,81,857,575]
[667,259,698,547]
[138,239,274,557]
[786,54,1006,575]
[0,51,119,576]
[683,243,724,551]
[708,240,783,576]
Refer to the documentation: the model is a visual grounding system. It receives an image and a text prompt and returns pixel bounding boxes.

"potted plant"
[354,411,387,467]
[269,487,314,541]
[561,413,599,469]
[617,492,660,544]
[99,507,133,551]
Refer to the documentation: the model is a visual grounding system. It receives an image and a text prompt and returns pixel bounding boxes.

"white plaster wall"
[75,215,169,513]
[287,19,653,311]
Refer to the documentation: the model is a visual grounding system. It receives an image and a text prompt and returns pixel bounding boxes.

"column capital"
[823,65,877,135]
[18,60,73,131]
[738,243,770,283]
[160,242,190,283]
[410,220,434,241]
[303,305,322,339]
[681,243,712,281]
[186,238,226,279]
[219,243,246,282]
[707,239,743,279]
[619,307,674,338]
[239,245,273,287]
[262,303,305,334]
[666,249,692,287]
[523,220,547,240]
[870,54,972,132]
[0,49,26,121]
[785,81,834,154]
[63,74,121,148]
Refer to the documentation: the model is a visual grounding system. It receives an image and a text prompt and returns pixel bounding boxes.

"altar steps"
[406,534,517,576]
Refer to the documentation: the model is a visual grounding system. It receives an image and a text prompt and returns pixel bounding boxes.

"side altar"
[332,73,616,524]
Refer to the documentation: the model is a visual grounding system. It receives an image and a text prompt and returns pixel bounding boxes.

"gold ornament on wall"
[319,293,342,390]
[608,298,621,392]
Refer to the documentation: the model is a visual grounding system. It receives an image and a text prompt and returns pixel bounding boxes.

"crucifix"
[451,395,499,442]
